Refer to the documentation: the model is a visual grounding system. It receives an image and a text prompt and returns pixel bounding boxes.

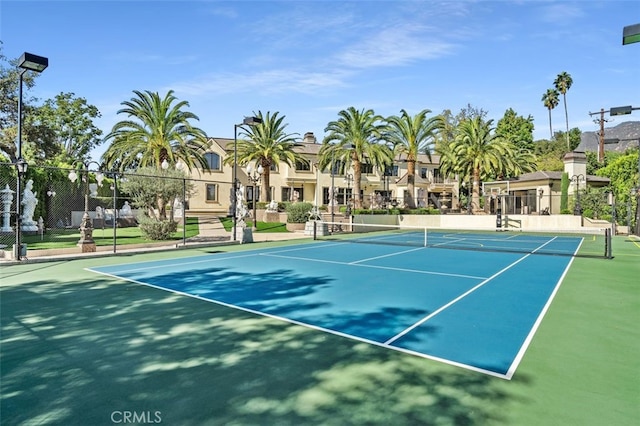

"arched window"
[204,152,221,170]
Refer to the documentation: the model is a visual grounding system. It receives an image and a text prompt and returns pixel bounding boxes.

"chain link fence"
[0,163,229,259]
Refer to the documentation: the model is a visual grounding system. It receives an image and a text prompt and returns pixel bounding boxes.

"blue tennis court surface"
[88,237,581,379]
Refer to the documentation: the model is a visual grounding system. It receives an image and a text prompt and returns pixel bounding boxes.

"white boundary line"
[503,238,584,379]
[86,234,576,380]
[86,267,509,379]
[384,237,558,346]
[259,252,487,280]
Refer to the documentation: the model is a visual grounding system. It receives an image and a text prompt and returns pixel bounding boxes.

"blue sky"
[1,0,639,160]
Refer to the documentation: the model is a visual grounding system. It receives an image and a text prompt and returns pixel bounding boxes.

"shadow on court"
[1,271,529,425]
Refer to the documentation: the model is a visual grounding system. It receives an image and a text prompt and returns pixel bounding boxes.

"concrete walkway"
[191,215,310,243]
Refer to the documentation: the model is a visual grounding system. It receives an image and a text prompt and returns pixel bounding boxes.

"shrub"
[137,216,178,240]
[285,202,313,223]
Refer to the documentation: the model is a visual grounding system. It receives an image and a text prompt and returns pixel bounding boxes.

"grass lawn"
[218,216,288,233]
[20,217,200,250]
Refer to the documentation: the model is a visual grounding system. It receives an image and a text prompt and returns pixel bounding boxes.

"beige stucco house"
[183,132,459,215]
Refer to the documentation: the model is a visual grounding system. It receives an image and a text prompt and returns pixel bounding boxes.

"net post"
[313,220,317,240]
[605,228,613,259]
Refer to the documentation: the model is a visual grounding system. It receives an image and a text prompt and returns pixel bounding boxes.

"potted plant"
[285,202,313,232]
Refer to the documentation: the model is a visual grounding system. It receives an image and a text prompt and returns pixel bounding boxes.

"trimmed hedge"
[285,202,314,223]
[138,216,178,240]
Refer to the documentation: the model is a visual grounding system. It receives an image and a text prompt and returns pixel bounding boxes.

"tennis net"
[312,221,612,258]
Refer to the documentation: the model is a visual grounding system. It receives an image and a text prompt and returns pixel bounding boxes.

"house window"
[204,152,221,170]
[362,162,374,174]
[282,187,304,202]
[420,168,428,179]
[383,165,398,177]
[206,184,218,202]
[295,159,311,171]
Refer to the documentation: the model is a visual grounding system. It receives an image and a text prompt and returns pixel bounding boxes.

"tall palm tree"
[102,90,209,172]
[320,107,391,209]
[541,88,559,139]
[385,109,443,208]
[448,117,512,212]
[231,111,302,202]
[554,72,573,150]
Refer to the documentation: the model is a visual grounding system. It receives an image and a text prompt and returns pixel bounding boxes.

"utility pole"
[589,108,610,163]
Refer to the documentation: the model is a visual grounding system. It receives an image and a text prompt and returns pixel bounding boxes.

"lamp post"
[14,52,48,261]
[68,161,103,252]
[109,172,118,253]
[246,162,263,231]
[571,174,585,216]
[343,173,353,216]
[330,149,336,230]
[232,116,262,241]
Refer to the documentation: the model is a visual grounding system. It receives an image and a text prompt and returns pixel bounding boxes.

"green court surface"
[1,236,638,425]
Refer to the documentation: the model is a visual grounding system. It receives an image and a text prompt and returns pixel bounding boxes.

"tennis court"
[89,230,585,379]
[2,233,638,425]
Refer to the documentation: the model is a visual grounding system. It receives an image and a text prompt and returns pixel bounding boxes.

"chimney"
[303,132,317,144]
[563,151,587,190]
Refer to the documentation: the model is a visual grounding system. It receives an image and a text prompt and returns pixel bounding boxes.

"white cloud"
[170,68,353,98]
[336,26,458,69]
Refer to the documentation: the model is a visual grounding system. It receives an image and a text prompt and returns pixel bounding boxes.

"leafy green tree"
[119,166,188,221]
[597,149,639,204]
[445,117,513,211]
[29,92,103,163]
[384,109,443,207]
[553,127,581,152]
[231,111,302,202]
[320,107,391,209]
[0,44,43,162]
[102,90,209,172]
[554,71,573,150]
[533,139,565,171]
[455,104,488,123]
[541,88,559,139]
[496,108,534,151]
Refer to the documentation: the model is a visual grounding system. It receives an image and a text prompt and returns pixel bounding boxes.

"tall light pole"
[14,52,48,261]
[68,161,103,252]
[246,162,263,231]
[232,116,262,241]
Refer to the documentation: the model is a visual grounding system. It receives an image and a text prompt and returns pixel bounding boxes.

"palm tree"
[541,88,559,139]
[448,117,512,212]
[554,72,573,150]
[320,107,391,209]
[385,109,443,208]
[102,90,209,172]
[231,111,302,202]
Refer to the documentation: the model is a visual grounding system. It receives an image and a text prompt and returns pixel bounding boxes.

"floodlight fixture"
[609,105,633,116]
[18,52,48,73]
[623,23,640,45]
